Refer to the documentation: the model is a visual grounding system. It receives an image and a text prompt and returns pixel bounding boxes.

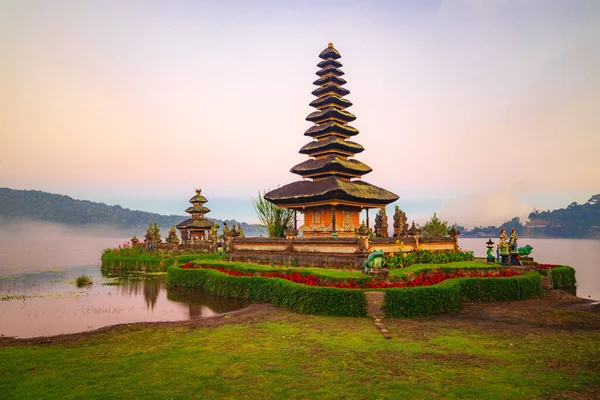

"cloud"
[438,187,532,229]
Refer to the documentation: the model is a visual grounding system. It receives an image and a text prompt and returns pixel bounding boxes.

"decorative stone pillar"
[449,225,460,251]
[356,221,370,253]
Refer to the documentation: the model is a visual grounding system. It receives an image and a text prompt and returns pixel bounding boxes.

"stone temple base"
[510,253,522,266]
[228,236,459,269]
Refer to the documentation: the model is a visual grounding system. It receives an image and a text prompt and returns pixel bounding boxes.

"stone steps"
[366,291,391,339]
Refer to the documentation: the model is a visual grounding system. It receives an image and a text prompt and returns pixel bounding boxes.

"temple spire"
[264,44,398,237]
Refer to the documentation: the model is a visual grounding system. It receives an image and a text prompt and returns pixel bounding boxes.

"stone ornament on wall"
[342,210,354,232]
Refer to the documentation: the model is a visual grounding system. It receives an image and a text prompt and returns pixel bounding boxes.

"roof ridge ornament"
[328,42,333,48]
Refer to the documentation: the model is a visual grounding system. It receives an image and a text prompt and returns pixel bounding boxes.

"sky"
[1,0,599,227]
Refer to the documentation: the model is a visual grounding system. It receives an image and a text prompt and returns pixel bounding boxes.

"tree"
[252,190,294,238]
[421,213,450,238]
[588,194,600,205]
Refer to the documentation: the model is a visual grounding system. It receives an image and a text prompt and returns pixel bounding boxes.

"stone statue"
[374,209,389,237]
[237,223,244,238]
[518,245,533,256]
[364,250,385,270]
[208,225,219,252]
[499,228,509,255]
[509,228,519,253]
[393,206,408,237]
[356,220,369,236]
[449,225,460,239]
[486,239,495,263]
[223,222,230,237]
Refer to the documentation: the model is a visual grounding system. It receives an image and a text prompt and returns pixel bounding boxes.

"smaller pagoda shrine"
[177,189,217,244]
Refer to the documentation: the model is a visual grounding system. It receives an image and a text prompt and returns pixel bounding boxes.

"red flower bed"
[180,262,523,290]
[537,263,559,270]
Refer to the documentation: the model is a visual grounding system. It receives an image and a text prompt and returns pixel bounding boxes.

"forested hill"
[459,194,600,238]
[527,194,600,238]
[0,188,266,236]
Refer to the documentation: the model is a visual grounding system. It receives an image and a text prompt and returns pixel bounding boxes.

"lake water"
[459,237,600,301]
[0,238,248,338]
[0,236,598,338]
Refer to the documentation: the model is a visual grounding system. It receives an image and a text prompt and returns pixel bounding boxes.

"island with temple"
[101,43,577,325]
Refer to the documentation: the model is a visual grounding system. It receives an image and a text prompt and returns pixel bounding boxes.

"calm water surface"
[0,238,247,338]
[459,238,600,301]
[1,237,598,338]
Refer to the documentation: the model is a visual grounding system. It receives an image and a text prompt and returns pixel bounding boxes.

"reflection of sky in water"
[0,265,247,339]
[460,238,600,301]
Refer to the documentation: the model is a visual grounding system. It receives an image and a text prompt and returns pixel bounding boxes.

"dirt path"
[365,291,385,317]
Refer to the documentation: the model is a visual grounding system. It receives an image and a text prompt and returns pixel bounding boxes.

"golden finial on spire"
[328,42,333,48]
[196,189,201,194]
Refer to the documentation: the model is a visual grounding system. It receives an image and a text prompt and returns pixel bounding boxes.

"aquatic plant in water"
[76,275,93,287]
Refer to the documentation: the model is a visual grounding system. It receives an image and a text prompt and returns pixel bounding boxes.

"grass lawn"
[1,291,598,399]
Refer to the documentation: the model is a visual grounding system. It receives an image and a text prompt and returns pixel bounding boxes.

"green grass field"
[1,291,598,400]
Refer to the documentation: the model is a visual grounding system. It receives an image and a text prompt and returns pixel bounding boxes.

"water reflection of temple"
[167,289,247,318]
[118,277,161,310]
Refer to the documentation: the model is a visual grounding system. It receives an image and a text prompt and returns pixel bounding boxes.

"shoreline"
[2,289,598,346]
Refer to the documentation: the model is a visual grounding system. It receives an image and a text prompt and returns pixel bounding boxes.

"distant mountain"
[0,188,266,236]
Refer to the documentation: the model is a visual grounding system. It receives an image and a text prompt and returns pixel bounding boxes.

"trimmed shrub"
[384,280,462,318]
[549,266,576,288]
[167,266,367,317]
[458,272,543,302]
[386,250,474,269]
[384,272,542,318]
[100,252,223,273]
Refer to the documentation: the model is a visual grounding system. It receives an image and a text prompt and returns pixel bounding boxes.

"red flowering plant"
[519,261,560,269]
[537,264,559,270]
[179,263,524,290]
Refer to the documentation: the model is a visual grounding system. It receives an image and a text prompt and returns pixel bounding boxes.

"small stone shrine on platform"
[177,189,217,245]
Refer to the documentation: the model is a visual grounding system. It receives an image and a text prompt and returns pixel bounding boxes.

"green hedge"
[384,272,543,318]
[383,280,463,318]
[549,266,576,288]
[389,263,502,281]
[101,253,223,273]
[166,266,367,317]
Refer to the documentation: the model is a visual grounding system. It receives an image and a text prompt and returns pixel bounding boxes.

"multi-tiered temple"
[177,189,216,244]
[265,43,398,237]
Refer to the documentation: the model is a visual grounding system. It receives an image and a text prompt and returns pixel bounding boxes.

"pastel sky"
[1,0,599,227]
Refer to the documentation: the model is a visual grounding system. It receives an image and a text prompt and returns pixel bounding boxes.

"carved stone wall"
[228,235,458,269]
